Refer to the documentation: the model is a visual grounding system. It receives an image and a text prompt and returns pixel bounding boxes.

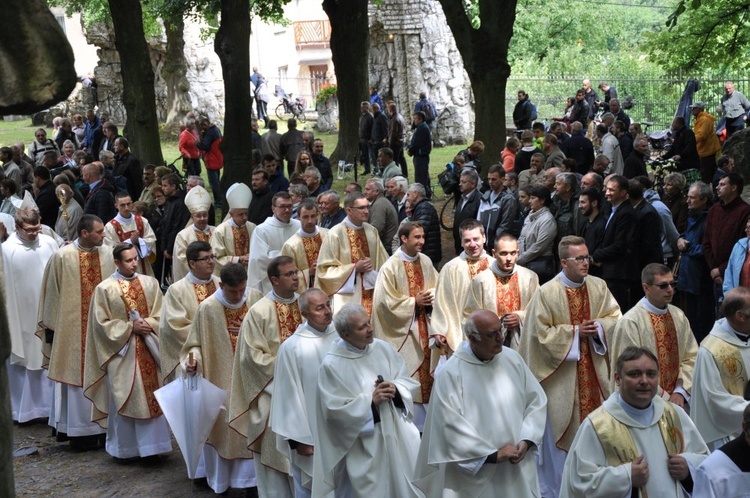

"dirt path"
[12,422,250,497]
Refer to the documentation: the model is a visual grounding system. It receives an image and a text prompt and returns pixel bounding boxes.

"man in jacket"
[513,90,533,131]
[690,102,722,184]
[83,162,117,223]
[196,116,223,207]
[359,102,374,174]
[406,183,441,266]
[453,169,482,256]
[663,116,699,173]
[387,103,408,178]
[407,112,433,199]
[370,103,389,174]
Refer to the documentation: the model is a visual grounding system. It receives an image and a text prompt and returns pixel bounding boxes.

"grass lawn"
[1,117,467,199]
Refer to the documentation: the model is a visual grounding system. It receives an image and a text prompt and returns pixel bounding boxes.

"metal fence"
[505,72,750,131]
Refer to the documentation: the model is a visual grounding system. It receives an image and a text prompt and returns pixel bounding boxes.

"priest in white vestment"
[519,236,621,498]
[38,214,113,450]
[415,310,547,498]
[691,287,750,449]
[462,233,539,350]
[269,289,341,498]
[694,405,750,498]
[53,184,82,242]
[611,264,697,409]
[83,243,172,459]
[229,255,303,498]
[172,186,214,282]
[312,303,423,498]
[315,192,388,316]
[281,198,329,293]
[373,221,438,431]
[211,183,255,274]
[247,192,301,293]
[182,263,256,493]
[561,346,709,498]
[13,191,64,247]
[159,240,220,382]
[103,191,157,277]
[430,219,492,371]
[4,207,57,422]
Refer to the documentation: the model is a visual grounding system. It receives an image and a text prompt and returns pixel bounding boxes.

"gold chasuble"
[373,250,439,404]
[228,294,302,473]
[281,228,329,293]
[105,215,156,276]
[701,334,747,396]
[611,302,697,398]
[83,274,163,427]
[520,275,621,452]
[430,252,492,367]
[159,274,220,381]
[315,221,388,316]
[173,225,215,282]
[38,244,115,387]
[211,220,256,273]
[182,295,253,461]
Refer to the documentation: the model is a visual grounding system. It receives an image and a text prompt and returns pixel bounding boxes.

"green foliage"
[648,0,750,71]
[315,85,338,106]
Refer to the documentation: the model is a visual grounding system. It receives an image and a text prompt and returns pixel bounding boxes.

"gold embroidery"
[301,233,323,270]
[274,300,303,344]
[566,285,603,422]
[231,225,250,257]
[403,260,433,403]
[193,281,217,304]
[224,303,249,353]
[494,272,522,316]
[79,250,102,383]
[195,228,211,242]
[702,335,748,396]
[648,312,680,393]
[467,258,490,279]
[346,228,374,315]
[117,278,162,418]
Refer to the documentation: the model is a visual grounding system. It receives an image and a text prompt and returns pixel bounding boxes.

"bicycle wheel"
[295,105,307,123]
[439,199,455,231]
[275,103,286,121]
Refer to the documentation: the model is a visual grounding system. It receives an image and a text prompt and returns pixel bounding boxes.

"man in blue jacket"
[408,111,433,199]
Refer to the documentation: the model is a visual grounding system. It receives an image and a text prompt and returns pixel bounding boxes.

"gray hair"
[602,112,615,122]
[463,315,481,340]
[188,175,205,187]
[460,168,479,186]
[298,288,328,314]
[288,183,309,198]
[333,303,367,338]
[571,122,584,134]
[304,166,321,182]
[366,178,384,193]
[690,181,713,202]
[407,183,426,198]
[98,149,114,162]
[62,139,75,149]
[321,190,340,203]
[664,172,686,190]
[556,172,578,190]
[392,175,409,194]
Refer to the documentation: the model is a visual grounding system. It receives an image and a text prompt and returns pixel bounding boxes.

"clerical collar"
[344,217,363,230]
[13,232,38,248]
[269,290,297,304]
[187,272,213,285]
[397,247,419,262]
[74,238,97,252]
[298,226,319,238]
[114,213,134,224]
[341,337,369,354]
[213,288,247,309]
[114,269,138,281]
[192,224,210,234]
[640,297,668,315]
[617,393,654,426]
[490,260,516,277]
[273,215,291,225]
[461,250,487,262]
[559,271,585,288]
[719,318,750,343]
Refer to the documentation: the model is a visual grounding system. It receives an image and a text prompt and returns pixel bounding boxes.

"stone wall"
[368,0,472,145]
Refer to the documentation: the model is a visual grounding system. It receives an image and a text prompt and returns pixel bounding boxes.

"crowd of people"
[4,83,750,498]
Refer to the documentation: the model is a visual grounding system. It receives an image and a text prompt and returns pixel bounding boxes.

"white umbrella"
[154,374,228,478]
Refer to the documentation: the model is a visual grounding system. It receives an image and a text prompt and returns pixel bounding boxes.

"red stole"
[274,300,303,344]
[346,227,373,316]
[224,303,249,353]
[116,277,162,418]
[467,257,490,279]
[111,216,148,274]
[231,225,250,257]
[647,311,680,393]
[494,272,522,316]
[79,250,102,384]
[403,259,433,403]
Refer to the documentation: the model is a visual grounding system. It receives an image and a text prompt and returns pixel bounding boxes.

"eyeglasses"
[274,270,298,278]
[18,225,42,234]
[564,255,593,264]
[193,255,217,263]
[274,204,294,210]
[649,281,677,290]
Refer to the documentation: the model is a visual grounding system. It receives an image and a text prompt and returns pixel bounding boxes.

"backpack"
[438,166,458,196]
[423,101,436,123]
[529,101,538,121]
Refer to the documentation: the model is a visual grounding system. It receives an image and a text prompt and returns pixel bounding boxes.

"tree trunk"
[108,0,164,166]
[437,0,517,166]
[162,15,192,140]
[216,0,252,191]
[322,0,369,165]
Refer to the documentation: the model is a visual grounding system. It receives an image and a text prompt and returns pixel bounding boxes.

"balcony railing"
[293,20,331,49]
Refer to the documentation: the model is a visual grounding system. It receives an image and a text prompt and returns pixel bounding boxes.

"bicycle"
[439,195,457,231]
[274,85,307,123]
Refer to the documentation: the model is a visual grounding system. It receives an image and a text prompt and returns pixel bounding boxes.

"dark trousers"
[184,157,201,176]
[370,143,383,173]
[680,291,715,343]
[413,155,431,198]
[256,98,268,123]
[359,140,371,173]
[392,145,408,179]
[207,169,222,205]
[699,155,717,184]
[606,278,638,313]
[726,115,746,137]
